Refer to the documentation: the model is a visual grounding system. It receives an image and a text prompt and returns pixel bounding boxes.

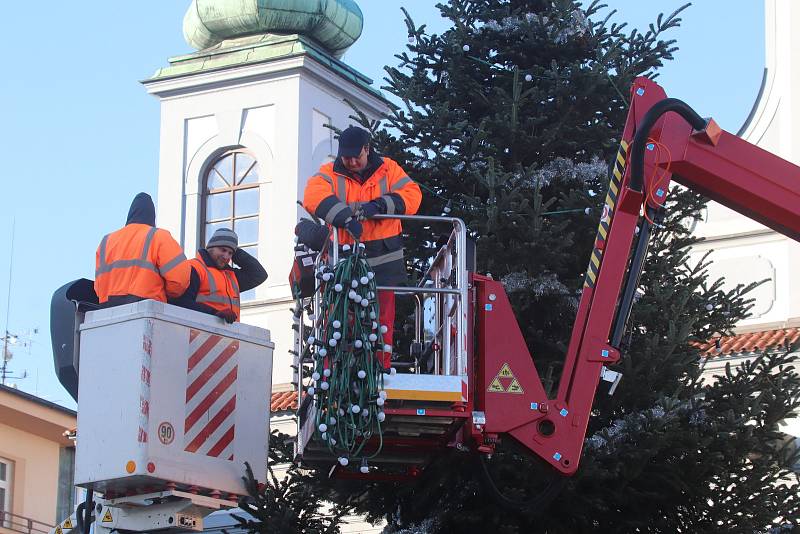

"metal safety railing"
[320,214,468,377]
[292,214,470,457]
[0,511,53,534]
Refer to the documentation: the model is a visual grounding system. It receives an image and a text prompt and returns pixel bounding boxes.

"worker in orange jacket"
[185,228,268,323]
[303,126,422,368]
[95,193,191,306]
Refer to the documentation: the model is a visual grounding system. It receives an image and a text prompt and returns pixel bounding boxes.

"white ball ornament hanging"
[380,325,388,334]
[351,404,361,414]
[328,338,338,347]
[525,73,533,82]
[342,244,351,252]
[462,44,470,52]
[377,412,386,422]
[376,397,385,407]
[332,331,341,340]
[318,348,328,357]
[307,386,316,396]
[360,276,369,285]
[332,320,341,329]
[338,457,349,466]
[320,382,329,390]
[319,423,328,433]
[361,298,369,307]
[334,283,343,292]
[357,370,367,379]
[323,368,331,377]
[368,333,378,342]
[312,372,321,381]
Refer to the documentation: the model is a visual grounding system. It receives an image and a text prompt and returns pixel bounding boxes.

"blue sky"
[0,2,763,408]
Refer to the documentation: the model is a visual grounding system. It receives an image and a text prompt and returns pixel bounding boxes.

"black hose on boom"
[611,98,707,347]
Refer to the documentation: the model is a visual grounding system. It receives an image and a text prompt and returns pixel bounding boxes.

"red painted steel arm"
[491,77,800,475]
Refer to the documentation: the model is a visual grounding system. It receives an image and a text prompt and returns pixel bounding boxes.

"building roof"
[697,328,800,357]
[271,390,300,413]
[0,383,76,416]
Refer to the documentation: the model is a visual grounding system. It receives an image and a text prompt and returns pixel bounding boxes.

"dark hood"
[126,192,156,226]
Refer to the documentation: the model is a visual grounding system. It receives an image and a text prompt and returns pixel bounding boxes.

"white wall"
[145,54,390,387]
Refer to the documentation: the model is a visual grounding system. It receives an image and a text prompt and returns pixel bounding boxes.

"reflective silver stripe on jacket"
[391,176,412,191]
[367,248,405,267]
[382,195,397,215]
[160,253,187,275]
[197,294,241,306]
[336,174,348,202]
[379,175,389,195]
[96,229,163,275]
[196,262,239,307]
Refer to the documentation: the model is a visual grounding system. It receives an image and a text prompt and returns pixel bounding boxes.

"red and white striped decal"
[184,329,238,460]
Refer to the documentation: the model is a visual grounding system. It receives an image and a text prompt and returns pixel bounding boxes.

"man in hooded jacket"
[95,192,192,306]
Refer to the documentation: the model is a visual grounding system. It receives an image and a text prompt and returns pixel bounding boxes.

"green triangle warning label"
[487,363,524,394]
[487,377,505,392]
[507,378,524,394]
[498,363,514,378]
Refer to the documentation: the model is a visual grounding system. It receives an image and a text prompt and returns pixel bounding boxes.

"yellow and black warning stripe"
[584,139,628,288]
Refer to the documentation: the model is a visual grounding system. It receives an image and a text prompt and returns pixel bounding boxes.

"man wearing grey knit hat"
[183,228,268,323]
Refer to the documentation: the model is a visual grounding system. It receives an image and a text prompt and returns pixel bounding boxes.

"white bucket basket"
[75,300,273,497]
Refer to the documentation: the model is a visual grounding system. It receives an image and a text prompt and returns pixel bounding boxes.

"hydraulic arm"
[475,77,800,475]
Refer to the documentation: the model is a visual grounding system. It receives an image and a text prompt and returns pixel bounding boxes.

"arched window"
[203,149,260,301]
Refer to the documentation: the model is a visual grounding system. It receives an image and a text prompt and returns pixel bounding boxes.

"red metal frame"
[470,77,800,475]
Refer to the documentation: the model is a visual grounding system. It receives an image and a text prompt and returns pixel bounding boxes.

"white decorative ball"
[307,386,315,395]
[328,339,337,347]
[360,276,369,285]
[462,44,470,52]
[379,391,388,400]
[323,368,331,377]
[355,340,363,349]
[383,344,392,352]
[307,336,315,344]
[525,74,533,82]
[332,320,342,329]
[370,311,377,320]
[334,284,343,292]
[360,464,370,474]
[376,397,385,406]
[338,457,349,466]
[361,298,369,307]
[312,372,321,381]
[320,382,329,390]
[367,272,375,280]
[368,333,378,342]
[329,417,337,426]
[319,423,328,433]
[333,331,341,340]
[343,244,351,252]
[357,370,367,379]
[380,325,388,334]
[377,412,386,422]
[318,348,328,357]
[351,404,361,414]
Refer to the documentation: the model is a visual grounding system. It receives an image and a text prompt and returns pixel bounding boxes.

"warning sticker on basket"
[158,422,175,445]
[102,509,114,523]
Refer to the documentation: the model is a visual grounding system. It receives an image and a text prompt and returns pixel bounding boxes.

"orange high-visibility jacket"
[188,255,241,321]
[95,224,190,304]
[303,156,422,274]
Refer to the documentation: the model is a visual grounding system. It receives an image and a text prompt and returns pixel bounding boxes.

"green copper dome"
[183,0,363,57]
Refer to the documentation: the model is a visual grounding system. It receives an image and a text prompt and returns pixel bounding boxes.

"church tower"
[142,1,390,390]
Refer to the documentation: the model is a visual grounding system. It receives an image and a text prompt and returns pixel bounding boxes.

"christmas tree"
[241,1,800,532]
[366,1,799,531]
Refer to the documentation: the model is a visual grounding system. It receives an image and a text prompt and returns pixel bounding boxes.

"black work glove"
[216,310,237,324]
[295,219,329,251]
[356,200,384,221]
[345,218,363,239]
